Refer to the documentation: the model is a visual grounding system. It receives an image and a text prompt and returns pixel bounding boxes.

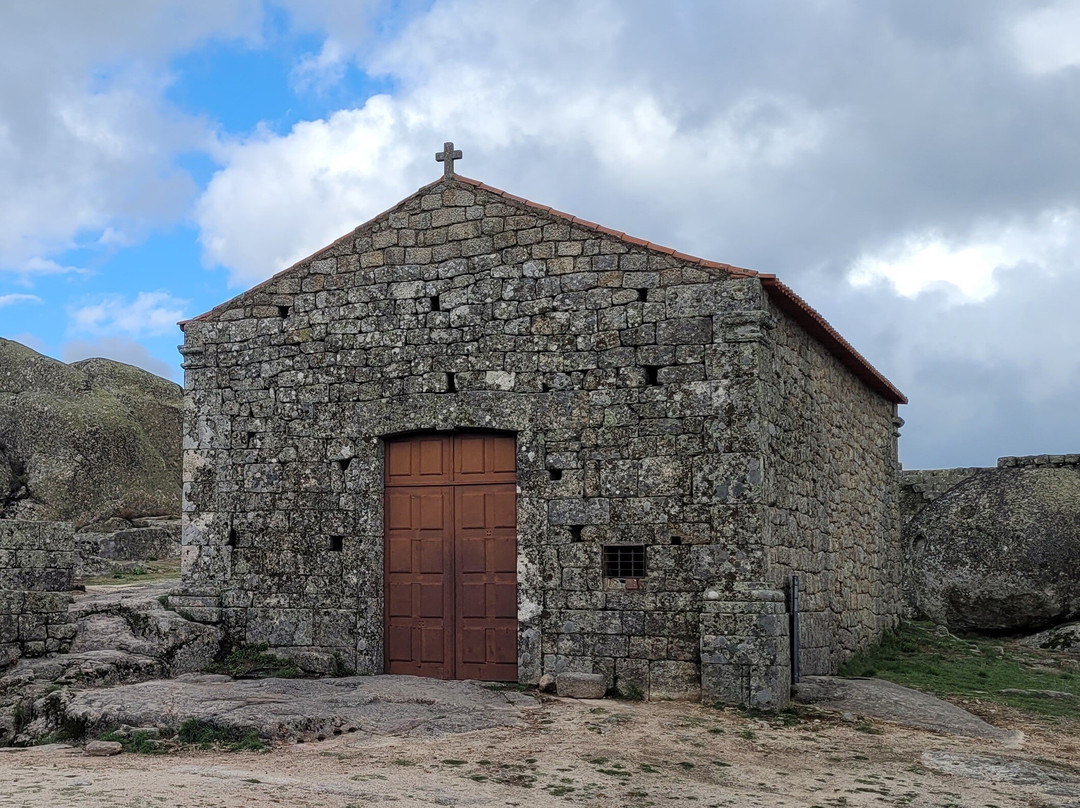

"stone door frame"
[375,415,543,685]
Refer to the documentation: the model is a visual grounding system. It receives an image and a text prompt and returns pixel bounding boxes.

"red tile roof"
[183,174,905,404]
[758,275,907,404]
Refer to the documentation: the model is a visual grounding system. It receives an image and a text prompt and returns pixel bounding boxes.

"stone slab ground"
[793,675,1026,744]
[1,693,1078,808]
[65,674,537,742]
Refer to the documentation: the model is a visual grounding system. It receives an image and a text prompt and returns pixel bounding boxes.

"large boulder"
[906,466,1080,632]
[0,338,181,525]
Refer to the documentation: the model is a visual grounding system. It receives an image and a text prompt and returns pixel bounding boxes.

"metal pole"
[791,575,800,684]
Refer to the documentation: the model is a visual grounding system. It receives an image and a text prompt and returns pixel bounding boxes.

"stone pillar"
[700,581,790,710]
[0,520,76,667]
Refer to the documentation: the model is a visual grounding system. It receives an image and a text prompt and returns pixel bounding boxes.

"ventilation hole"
[446,372,457,392]
[329,535,344,552]
[548,468,563,481]
[670,535,682,546]
[227,527,237,548]
[913,533,927,554]
[604,544,646,578]
[247,431,256,444]
[637,288,648,302]
[643,365,660,386]
[277,305,290,318]
[335,457,352,472]
[569,525,584,542]
[430,294,440,310]
[541,382,551,392]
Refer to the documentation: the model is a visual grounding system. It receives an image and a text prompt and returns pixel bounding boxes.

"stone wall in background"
[0,520,75,666]
[74,517,181,579]
[901,455,1080,632]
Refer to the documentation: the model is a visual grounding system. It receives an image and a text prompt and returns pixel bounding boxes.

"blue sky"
[1,1,1079,468]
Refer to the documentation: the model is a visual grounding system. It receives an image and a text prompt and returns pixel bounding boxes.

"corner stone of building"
[700,581,791,711]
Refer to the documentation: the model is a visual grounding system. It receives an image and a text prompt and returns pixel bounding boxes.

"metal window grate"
[603,544,645,579]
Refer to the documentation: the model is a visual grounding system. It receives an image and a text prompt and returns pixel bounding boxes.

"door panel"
[384,486,454,678]
[384,433,518,682]
[386,435,453,486]
[454,483,518,681]
[453,434,517,484]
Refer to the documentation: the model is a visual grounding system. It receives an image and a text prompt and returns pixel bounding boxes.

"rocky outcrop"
[1019,623,1080,653]
[63,674,535,744]
[0,580,222,745]
[793,676,1023,743]
[68,582,223,676]
[903,459,1080,633]
[0,339,181,525]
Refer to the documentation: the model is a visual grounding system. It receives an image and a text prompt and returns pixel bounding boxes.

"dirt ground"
[1,696,1077,808]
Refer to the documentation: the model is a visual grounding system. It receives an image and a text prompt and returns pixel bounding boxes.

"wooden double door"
[384,432,518,681]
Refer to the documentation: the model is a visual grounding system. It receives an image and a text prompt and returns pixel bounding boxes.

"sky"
[0,0,1077,469]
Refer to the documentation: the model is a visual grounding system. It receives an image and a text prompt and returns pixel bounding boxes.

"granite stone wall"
[0,520,75,666]
[700,582,790,709]
[176,175,902,699]
[899,466,983,525]
[901,454,1080,524]
[758,298,904,676]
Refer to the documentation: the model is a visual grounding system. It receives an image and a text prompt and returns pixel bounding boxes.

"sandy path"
[1,697,1077,807]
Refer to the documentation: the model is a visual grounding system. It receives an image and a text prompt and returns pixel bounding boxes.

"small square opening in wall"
[603,544,645,579]
[329,536,344,552]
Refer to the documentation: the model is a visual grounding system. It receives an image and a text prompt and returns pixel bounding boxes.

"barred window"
[603,544,645,579]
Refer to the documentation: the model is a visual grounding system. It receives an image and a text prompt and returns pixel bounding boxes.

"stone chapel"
[172,144,907,707]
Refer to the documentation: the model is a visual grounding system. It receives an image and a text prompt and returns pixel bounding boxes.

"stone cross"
[436,141,462,176]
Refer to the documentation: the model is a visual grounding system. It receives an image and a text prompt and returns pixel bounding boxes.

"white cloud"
[1011,1,1080,75]
[198,98,421,284]
[61,337,178,381]
[290,38,349,93]
[848,210,1078,302]
[0,293,42,307]
[69,291,189,338]
[0,1,262,272]
[196,0,829,285]
[9,257,88,279]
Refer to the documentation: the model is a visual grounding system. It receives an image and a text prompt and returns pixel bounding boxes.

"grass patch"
[482,682,533,692]
[176,718,267,751]
[96,729,170,754]
[612,681,646,701]
[209,643,301,679]
[91,720,265,753]
[840,620,1080,719]
[545,783,575,796]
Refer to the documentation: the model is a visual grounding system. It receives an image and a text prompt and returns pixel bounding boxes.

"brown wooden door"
[384,433,517,681]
